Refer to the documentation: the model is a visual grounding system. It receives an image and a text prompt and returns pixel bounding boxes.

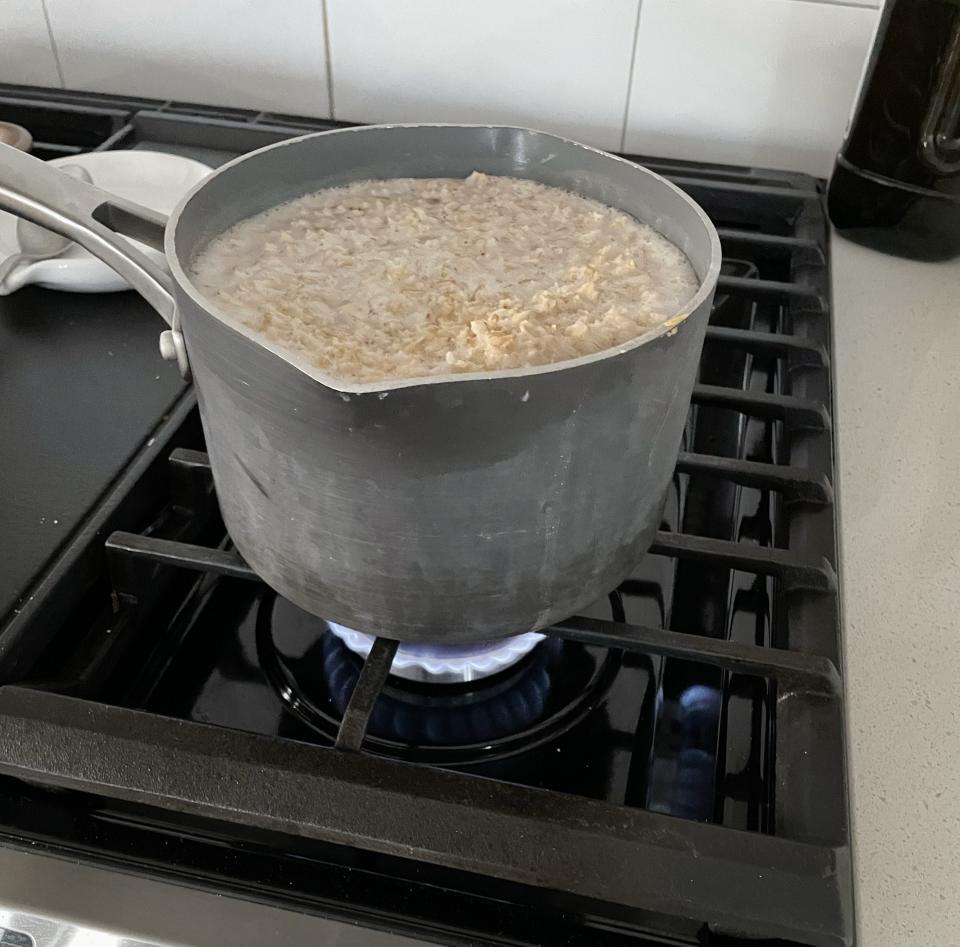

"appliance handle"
[0,142,189,377]
[921,29,960,173]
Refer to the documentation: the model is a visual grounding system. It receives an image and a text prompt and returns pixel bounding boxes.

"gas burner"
[326,622,545,684]
[256,592,620,765]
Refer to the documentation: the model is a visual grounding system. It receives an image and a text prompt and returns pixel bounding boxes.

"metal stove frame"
[0,85,851,946]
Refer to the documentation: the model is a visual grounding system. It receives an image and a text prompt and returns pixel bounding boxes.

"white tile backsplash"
[327,0,641,152]
[1,0,884,175]
[0,0,62,87]
[42,0,330,117]
[624,0,879,176]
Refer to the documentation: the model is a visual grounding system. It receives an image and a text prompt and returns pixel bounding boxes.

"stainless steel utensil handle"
[0,143,189,377]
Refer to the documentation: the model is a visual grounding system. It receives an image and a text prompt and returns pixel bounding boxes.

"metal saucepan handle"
[0,142,189,377]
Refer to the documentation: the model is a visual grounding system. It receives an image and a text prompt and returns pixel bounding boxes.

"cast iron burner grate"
[0,84,850,947]
[258,590,621,763]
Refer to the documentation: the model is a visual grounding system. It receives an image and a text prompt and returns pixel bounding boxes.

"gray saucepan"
[0,126,721,643]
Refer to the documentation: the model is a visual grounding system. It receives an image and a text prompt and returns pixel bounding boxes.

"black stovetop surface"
[0,86,851,947]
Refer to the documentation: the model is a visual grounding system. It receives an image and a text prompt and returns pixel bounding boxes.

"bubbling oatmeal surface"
[190,172,700,384]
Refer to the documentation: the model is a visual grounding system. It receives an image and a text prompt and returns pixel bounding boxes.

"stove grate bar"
[0,684,852,947]
[106,532,255,580]
[102,530,838,684]
[715,274,825,309]
[106,511,837,598]
[715,227,824,257]
[664,174,820,202]
[676,450,833,504]
[648,530,836,592]
[334,637,399,752]
[703,325,829,367]
[106,527,836,599]
[691,384,831,430]
[172,445,833,512]
[552,616,839,697]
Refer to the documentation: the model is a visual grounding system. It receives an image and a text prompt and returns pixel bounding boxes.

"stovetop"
[0,86,851,946]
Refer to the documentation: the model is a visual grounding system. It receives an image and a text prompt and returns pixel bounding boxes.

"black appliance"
[0,85,852,947]
[828,0,960,259]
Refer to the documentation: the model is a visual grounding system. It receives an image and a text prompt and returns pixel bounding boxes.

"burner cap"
[326,622,545,683]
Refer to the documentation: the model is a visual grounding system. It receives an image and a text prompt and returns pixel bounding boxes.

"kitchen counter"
[831,234,960,945]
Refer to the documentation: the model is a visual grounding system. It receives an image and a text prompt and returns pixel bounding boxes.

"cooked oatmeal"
[190,172,699,384]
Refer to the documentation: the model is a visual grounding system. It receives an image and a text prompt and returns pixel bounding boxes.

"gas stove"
[0,86,852,947]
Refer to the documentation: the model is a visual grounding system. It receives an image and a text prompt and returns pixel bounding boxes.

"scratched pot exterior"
[164,126,721,642]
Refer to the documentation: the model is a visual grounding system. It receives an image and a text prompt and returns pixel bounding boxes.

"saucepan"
[0,126,721,643]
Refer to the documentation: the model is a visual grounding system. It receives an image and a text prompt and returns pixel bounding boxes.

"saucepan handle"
[0,142,189,378]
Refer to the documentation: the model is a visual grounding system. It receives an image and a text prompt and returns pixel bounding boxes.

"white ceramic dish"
[0,150,211,295]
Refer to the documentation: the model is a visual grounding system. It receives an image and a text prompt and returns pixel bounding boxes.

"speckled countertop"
[831,234,960,945]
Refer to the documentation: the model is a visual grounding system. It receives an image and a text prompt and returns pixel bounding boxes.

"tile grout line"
[39,0,66,89]
[321,0,336,120]
[619,0,644,153]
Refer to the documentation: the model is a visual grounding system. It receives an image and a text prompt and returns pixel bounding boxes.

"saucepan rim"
[165,123,723,395]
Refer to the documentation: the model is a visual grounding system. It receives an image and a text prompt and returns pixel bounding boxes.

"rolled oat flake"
[190,172,700,384]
